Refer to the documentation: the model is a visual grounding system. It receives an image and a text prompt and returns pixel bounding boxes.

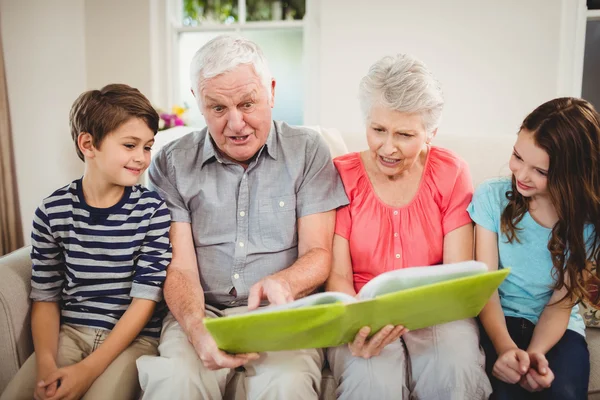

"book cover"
[204,262,509,353]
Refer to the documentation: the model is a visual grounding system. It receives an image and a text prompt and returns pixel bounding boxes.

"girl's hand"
[348,325,408,359]
[519,352,554,392]
[493,347,530,384]
[40,362,97,400]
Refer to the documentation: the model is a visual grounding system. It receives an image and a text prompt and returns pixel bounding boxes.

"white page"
[247,292,357,315]
[357,261,488,301]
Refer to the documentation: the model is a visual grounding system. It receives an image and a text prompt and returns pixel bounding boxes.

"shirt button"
[233,273,240,279]
[395,254,401,259]
[239,242,244,247]
[279,201,285,207]
[239,211,245,217]
[394,232,398,238]
[393,210,399,216]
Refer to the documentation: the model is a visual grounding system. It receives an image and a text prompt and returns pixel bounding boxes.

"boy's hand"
[190,325,259,370]
[40,362,96,400]
[34,361,59,400]
[519,352,554,392]
[493,347,530,384]
[348,325,408,359]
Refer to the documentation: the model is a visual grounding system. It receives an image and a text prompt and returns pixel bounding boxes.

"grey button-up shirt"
[149,121,349,308]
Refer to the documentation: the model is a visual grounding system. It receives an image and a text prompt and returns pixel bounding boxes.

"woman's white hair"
[359,54,444,134]
[189,35,273,102]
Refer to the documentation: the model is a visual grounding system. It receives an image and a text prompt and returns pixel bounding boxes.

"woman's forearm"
[325,272,357,297]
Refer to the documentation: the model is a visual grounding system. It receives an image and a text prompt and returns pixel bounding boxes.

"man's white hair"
[359,54,444,134]
[189,35,273,102]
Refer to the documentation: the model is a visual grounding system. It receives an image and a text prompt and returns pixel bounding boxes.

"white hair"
[189,35,273,102]
[359,54,444,134]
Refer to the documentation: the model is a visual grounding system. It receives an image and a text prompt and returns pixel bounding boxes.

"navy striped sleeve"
[131,200,171,301]
[30,202,65,302]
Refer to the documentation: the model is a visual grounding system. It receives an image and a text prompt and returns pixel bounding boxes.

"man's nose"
[227,109,245,132]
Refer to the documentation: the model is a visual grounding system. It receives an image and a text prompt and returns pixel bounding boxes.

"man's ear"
[269,79,276,108]
[78,132,96,159]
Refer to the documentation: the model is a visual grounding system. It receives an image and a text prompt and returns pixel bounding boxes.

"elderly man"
[136,35,348,399]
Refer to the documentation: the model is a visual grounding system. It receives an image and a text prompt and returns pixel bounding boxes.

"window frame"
[167,0,305,111]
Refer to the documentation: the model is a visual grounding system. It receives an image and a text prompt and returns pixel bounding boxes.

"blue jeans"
[479,317,589,400]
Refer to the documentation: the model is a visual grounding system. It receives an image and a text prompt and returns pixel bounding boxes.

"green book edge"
[205,268,510,353]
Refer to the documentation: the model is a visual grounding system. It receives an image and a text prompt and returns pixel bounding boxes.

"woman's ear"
[426,128,438,144]
[78,132,95,159]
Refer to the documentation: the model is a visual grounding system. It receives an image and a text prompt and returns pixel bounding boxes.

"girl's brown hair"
[501,97,600,304]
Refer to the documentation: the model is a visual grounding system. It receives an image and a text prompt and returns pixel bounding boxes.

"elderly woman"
[326,54,492,399]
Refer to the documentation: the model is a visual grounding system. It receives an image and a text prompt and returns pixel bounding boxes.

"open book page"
[248,291,356,315]
[356,260,488,300]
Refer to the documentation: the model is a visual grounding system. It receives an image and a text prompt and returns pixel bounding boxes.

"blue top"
[467,177,587,337]
[29,179,172,337]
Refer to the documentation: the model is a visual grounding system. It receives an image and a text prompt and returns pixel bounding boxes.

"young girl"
[468,97,600,399]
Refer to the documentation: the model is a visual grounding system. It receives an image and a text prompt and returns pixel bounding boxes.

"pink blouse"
[334,147,474,292]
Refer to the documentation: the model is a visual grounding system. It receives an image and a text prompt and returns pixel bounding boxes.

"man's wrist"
[184,313,208,339]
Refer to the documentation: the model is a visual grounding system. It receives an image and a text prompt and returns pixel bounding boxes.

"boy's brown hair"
[69,84,159,161]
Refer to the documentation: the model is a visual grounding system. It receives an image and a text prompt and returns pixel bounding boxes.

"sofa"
[2,126,599,399]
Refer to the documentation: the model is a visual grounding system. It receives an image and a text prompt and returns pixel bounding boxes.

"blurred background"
[0,0,599,245]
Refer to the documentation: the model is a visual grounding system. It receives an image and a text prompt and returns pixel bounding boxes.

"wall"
[582,19,600,109]
[1,0,86,242]
[84,0,154,99]
[306,0,583,152]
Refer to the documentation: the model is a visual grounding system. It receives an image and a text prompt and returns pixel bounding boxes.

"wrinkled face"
[509,129,550,198]
[366,106,430,178]
[196,64,275,165]
[88,118,154,187]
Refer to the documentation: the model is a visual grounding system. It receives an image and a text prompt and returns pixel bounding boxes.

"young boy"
[0,84,171,400]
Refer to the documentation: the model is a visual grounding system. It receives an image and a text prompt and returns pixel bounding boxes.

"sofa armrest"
[0,246,33,393]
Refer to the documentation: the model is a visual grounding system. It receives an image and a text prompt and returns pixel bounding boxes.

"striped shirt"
[30,179,171,337]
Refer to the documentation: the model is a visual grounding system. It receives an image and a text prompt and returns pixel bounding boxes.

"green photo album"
[204,261,510,353]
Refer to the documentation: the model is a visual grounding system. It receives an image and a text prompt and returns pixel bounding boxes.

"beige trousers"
[137,307,324,400]
[327,318,493,400]
[0,324,158,400]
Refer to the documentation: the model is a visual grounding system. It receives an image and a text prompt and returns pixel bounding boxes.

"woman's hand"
[348,325,408,359]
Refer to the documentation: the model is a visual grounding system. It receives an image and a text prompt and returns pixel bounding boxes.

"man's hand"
[190,325,259,370]
[40,362,96,400]
[348,325,408,359]
[247,277,294,310]
[492,347,530,384]
[519,352,554,392]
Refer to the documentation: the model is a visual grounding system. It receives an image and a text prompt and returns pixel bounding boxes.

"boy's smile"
[81,117,155,201]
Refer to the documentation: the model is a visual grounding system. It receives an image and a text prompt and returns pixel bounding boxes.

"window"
[171,0,306,128]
